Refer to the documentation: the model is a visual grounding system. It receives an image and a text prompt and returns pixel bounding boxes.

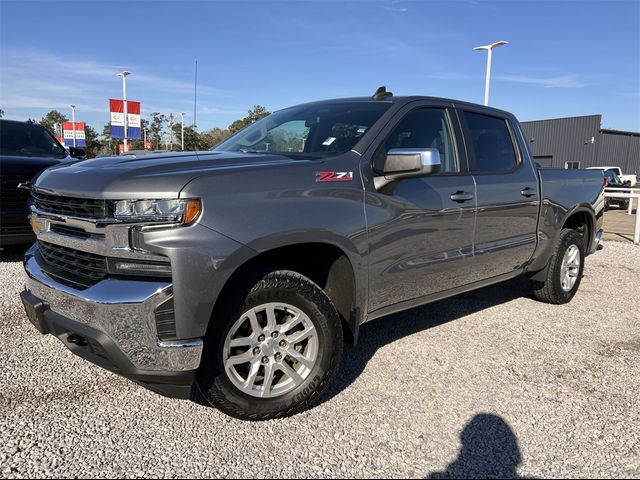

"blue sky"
[1,0,638,133]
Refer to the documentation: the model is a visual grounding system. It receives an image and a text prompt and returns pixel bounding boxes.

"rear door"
[362,101,477,313]
[458,108,539,279]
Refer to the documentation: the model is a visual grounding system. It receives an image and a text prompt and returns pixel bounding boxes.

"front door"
[363,104,477,314]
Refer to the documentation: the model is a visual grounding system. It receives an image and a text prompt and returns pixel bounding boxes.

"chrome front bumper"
[23,244,203,372]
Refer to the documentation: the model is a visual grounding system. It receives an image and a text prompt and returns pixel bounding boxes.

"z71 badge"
[316,171,353,182]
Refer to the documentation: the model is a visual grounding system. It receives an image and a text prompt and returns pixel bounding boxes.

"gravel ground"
[1,242,639,479]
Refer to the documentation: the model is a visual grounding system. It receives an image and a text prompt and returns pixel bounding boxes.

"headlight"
[113,198,201,224]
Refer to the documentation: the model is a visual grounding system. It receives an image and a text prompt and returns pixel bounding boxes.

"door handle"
[521,187,537,198]
[450,191,473,202]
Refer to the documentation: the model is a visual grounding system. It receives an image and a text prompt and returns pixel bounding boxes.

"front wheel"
[196,270,343,420]
[531,228,585,304]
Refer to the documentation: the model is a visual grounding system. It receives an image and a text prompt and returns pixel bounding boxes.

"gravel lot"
[1,242,639,478]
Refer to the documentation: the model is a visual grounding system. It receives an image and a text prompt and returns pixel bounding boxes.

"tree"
[0,108,4,118]
[228,105,270,134]
[39,110,67,136]
[199,127,231,149]
[148,112,166,149]
[171,123,204,151]
[84,125,102,158]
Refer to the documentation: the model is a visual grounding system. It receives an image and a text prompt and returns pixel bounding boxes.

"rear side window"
[464,112,518,173]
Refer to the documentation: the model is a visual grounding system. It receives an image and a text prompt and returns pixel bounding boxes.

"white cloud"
[0,49,231,111]
[0,49,243,128]
[381,5,408,13]
[495,74,588,89]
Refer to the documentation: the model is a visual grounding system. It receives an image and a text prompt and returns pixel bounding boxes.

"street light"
[117,71,131,152]
[180,112,185,151]
[70,104,76,148]
[473,40,508,106]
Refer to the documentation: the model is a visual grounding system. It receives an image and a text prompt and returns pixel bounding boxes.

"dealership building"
[521,115,640,175]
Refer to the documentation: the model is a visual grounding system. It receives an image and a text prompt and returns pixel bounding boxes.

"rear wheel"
[531,228,585,304]
[196,270,343,420]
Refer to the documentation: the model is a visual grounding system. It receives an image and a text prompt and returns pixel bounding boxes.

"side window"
[464,111,518,173]
[386,108,458,173]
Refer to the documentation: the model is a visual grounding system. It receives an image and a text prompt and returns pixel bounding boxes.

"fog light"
[107,258,172,277]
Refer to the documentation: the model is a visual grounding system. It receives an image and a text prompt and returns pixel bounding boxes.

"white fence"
[604,187,640,244]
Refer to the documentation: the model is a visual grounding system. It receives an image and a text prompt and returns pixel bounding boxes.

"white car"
[587,166,637,186]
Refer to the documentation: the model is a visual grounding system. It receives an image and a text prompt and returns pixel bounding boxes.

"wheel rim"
[223,302,319,399]
[560,244,581,292]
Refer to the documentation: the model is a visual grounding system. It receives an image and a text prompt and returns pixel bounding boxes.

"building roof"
[600,128,640,137]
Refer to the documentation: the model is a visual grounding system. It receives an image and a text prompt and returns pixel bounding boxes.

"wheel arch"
[527,204,595,282]
[207,239,364,346]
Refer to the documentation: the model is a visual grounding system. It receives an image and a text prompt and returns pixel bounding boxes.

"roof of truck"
[286,94,515,118]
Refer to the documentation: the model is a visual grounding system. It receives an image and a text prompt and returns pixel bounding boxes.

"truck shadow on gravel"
[321,276,533,404]
[0,245,30,263]
[426,413,524,479]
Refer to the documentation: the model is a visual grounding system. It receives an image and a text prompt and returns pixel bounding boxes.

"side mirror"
[374,148,441,190]
[68,147,87,159]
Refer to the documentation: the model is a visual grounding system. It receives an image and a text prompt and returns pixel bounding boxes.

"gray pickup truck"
[21,90,604,420]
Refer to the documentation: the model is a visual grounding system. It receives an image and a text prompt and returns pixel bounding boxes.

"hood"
[33,151,302,199]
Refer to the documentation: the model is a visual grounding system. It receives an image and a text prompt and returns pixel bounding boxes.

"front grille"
[1,174,32,208]
[37,241,107,289]
[32,191,108,219]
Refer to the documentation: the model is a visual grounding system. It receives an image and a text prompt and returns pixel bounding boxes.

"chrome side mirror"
[374,148,441,190]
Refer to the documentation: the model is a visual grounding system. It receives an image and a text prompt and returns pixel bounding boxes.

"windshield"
[604,170,621,183]
[213,101,392,159]
[0,121,67,159]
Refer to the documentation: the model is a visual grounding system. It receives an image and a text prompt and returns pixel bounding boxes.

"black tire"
[531,228,585,304]
[620,200,630,210]
[196,270,343,420]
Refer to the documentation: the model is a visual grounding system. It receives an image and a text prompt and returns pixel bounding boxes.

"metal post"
[180,112,185,151]
[118,71,131,152]
[122,76,128,152]
[70,105,76,147]
[474,41,508,106]
[143,128,147,150]
[484,49,492,106]
[635,206,640,244]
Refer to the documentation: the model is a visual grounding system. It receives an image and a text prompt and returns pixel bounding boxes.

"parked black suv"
[0,120,82,246]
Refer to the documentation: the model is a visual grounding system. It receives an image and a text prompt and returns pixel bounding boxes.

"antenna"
[372,86,393,101]
[193,60,198,130]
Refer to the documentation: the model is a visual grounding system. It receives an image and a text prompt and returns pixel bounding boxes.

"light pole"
[143,127,148,150]
[117,71,131,152]
[474,40,508,106]
[70,104,76,147]
[180,112,185,150]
